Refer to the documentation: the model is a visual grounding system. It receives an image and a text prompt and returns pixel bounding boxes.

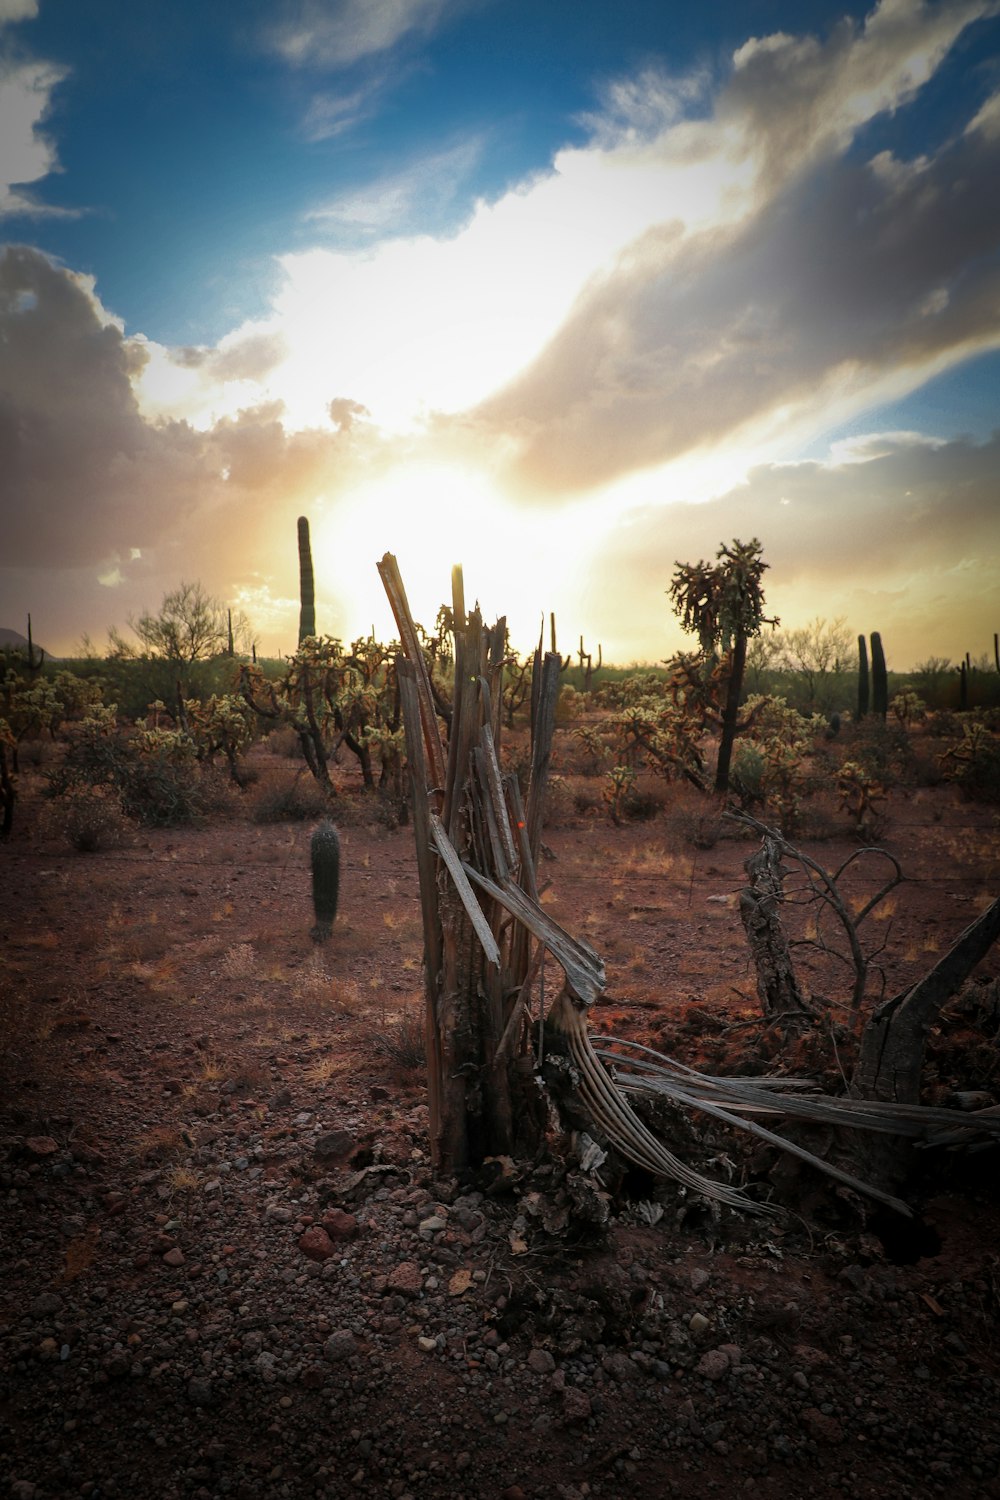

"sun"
[313,459,577,650]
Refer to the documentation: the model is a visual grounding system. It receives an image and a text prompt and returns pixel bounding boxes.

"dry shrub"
[40,784,134,852]
[251,771,329,823]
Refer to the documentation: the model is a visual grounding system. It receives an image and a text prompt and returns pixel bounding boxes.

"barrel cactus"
[310,819,340,941]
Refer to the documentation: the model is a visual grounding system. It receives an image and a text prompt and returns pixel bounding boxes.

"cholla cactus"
[310,819,341,941]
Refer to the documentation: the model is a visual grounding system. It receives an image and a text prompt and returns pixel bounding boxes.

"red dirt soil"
[2,742,999,1500]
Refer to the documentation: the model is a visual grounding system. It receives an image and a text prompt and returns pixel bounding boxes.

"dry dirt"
[2,743,999,1500]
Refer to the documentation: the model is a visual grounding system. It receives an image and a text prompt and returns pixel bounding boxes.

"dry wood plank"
[430,812,501,968]
[377,552,447,792]
[462,863,605,1005]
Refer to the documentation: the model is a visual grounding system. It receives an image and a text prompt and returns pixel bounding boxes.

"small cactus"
[310,818,340,941]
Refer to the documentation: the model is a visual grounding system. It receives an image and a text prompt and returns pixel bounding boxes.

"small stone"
[417,1336,437,1353]
[527,1348,556,1375]
[187,1376,214,1407]
[385,1260,422,1298]
[299,1227,336,1262]
[313,1129,355,1161]
[323,1330,358,1363]
[696,1349,731,1381]
[562,1387,592,1424]
[690,1267,710,1290]
[419,1215,447,1233]
[162,1247,185,1267]
[24,1136,58,1158]
[602,1351,639,1383]
[689,1312,710,1334]
[801,1407,844,1444]
[28,1292,64,1319]
[321,1208,359,1242]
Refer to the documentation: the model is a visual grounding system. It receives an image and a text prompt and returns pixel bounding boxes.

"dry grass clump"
[369,999,426,1071]
[220,942,256,979]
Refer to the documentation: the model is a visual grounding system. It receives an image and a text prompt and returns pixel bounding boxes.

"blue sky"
[2,0,999,663]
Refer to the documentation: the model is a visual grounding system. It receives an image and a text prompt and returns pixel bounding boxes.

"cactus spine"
[310,819,340,942]
[870,631,888,719]
[297,516,316,645]
[856,634,869,720]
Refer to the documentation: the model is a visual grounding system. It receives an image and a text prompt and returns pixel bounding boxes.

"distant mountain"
[0,627,58,660]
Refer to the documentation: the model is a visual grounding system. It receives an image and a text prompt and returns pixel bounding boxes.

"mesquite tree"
[670,538,775,793]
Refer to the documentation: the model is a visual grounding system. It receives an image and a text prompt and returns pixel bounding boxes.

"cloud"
[0,49,72,217]
[0,2,38,25]
[466,21,1000,494]
[0,247,371,585]
[307,137,482,237]
[266,0,462,69]
[585,431,1000,665]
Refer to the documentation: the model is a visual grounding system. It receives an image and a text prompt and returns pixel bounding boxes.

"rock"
[28,1293,63,1320]
[299,1226,336,1262]
[314,1129,355,1161]
[601,1351,639,1383]
[187,1376,215,1407]
[801,1407,844,1444]
[419,1215,447,1233]
[527,1348,556,1375]
[689,1312,710,1334]
[24,1136,58,1158]
[385,1260,422,1298]
[561,1387,592,1424]
[10,1482,38,1500]
[417,1336,437,1353]
[320,1208,359,1242]
[323,1330,358,1363]
[696,1349,731,1381]
[162,1247,185,1267]
[690,1267,710,1291]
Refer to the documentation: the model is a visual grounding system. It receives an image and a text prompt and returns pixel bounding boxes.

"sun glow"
[317,460,589,650]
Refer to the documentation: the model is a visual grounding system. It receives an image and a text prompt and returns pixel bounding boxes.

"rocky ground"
[2,756,999,1500]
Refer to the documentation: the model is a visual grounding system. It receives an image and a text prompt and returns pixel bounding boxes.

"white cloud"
[267,0,461,68]
[308,137,482,235]
[0,1,38,25]
[0,54,70,216]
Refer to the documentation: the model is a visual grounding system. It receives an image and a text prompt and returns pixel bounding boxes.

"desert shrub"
[565,724,613,776]
[48,709,213,827]
[267,725,306,759]
[541,773,574,827]
[40,783,133,852]
[556,683,583,724]
[836,759,889,841]
[939,719,1000,804]
[252,773,330,824]
[847,718,916,785]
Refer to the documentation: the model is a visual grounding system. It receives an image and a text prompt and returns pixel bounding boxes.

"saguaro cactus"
[310,819,340,942]
[297,516,316,644]
[857,634,869,720]
[870,632,888,719]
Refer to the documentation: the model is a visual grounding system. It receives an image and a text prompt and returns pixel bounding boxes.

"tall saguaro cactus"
[297,516,316,644]
[857,634,869,720]
[870,631,888,719]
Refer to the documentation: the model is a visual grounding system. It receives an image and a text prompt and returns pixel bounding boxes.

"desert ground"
[2,732,999,1500]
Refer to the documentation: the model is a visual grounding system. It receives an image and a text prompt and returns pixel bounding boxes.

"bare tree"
[776,616,854,712]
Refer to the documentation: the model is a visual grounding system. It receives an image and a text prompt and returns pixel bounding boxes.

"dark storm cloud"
[0,247,368,575]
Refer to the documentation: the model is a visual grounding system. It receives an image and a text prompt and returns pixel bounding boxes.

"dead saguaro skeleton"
[379,556,1000,1220]
[379,554,770,1208]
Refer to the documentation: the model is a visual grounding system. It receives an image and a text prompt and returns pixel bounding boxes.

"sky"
[1,0,999,668]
